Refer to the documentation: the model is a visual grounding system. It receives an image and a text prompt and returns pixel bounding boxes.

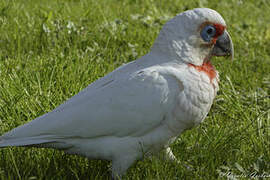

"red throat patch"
[188,61,217,82]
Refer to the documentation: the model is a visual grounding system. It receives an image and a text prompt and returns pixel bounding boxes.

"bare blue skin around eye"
[201,25,216,42]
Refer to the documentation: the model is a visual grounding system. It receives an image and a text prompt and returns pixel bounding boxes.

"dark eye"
[201,25,216,42]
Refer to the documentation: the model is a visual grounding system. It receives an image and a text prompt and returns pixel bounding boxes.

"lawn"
[0,0,269,179]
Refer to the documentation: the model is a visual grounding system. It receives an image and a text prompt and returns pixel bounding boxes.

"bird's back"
[0,53,180,150]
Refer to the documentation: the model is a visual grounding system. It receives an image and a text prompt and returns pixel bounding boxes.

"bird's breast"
[188,61,217,83]
[169,64,219,133]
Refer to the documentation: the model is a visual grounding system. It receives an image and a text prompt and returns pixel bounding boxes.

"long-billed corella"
[0,8,233,178]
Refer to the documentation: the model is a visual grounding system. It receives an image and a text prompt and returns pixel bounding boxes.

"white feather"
[0,8,228,177]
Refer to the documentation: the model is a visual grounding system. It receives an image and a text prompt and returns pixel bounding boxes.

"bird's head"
[152,8,234,66]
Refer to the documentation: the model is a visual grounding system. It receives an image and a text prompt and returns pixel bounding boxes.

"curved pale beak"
[211,30,234,60]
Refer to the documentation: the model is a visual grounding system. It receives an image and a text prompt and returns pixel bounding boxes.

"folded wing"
[0,63,178,147]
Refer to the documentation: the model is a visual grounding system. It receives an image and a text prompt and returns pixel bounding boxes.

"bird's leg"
[157,147,178,163]
[111,155,137,180]
[163,147,193,170]
[163,147,178,162]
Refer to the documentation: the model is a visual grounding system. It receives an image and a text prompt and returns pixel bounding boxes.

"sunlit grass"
[0,0,269,179]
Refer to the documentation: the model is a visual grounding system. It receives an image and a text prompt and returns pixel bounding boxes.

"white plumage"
[0,8,233,177]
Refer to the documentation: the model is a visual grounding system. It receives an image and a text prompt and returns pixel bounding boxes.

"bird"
[0,8,233,178]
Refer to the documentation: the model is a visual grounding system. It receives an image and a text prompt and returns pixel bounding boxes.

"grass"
[0,0,269,179]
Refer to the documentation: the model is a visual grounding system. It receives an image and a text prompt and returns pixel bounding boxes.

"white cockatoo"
[0,8,233,178]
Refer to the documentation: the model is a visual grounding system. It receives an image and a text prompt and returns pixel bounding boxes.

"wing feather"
[1,63,178,146]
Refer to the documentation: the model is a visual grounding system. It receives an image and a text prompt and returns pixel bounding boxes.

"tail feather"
[0,135,74,151]
[0,135,56,147]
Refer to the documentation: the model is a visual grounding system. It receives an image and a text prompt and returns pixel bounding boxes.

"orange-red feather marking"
[212,23,226,44]
[188,61,217,82]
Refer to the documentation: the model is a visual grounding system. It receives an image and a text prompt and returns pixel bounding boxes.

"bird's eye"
[201,25,216,42]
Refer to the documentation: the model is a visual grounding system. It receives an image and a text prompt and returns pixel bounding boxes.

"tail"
[0,135,56,147]
[0,113,60,148]
[0,134,74,152]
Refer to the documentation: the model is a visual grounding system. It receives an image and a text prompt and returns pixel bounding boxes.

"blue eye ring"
[201,25,216,42]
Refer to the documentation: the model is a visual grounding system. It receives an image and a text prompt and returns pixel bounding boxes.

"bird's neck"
[188,61,217,82]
